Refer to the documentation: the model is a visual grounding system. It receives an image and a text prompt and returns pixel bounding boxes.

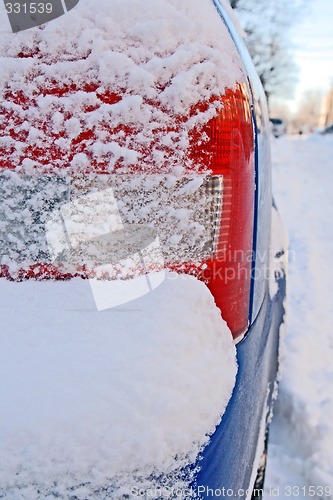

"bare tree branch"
[227,0,307,104]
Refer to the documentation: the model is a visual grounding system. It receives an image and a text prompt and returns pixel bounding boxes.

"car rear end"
[0,0,286,497]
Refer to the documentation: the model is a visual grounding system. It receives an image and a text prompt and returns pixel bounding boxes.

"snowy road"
[264,135,333,499]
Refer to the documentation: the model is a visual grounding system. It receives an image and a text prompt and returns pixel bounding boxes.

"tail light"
[0,80,255,339]
[193,84,255,338]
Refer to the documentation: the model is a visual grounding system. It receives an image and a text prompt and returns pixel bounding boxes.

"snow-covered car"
[0,0,286,499]
[269,118,286,138]
[320,123,333,134]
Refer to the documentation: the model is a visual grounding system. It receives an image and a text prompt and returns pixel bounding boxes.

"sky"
[288,0,333,109]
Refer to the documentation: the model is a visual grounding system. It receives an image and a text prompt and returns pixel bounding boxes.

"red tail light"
[0,81,254,339]
[191,84,255,338]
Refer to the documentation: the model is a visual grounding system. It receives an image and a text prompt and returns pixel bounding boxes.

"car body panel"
[195,272,286,499]
[190,3,287,496]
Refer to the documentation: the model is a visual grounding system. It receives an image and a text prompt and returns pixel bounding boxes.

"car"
[269,117,286,138]
[0,0,286,498]
[320,123,333,134]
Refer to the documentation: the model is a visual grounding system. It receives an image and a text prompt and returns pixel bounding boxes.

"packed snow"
[264,134,333,499]
[0,272,237,498]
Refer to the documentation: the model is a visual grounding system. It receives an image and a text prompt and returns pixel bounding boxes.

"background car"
[0,0,286,498]
[320,123,333,134]
[269,117,287,138]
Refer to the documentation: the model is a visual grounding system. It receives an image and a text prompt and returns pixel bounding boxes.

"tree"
[228,0,305,107]
[292,89,323,132]
[321,83,333,127]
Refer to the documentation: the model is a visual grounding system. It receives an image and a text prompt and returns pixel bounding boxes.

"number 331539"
[5,3,53,14]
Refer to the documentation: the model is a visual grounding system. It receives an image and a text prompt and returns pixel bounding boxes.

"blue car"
[0,0,286,498]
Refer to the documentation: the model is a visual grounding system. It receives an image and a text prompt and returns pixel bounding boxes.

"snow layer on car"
[0,272,237,497]
[0,0,245,173]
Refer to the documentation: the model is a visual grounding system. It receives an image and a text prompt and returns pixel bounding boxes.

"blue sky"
[291,0,333,103]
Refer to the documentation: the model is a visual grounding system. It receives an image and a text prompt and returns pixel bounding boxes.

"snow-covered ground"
[264,134,333,499]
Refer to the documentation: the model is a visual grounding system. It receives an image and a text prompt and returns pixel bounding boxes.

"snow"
[264,134,333,498]
[0,171,225,277]
[0,0,245,173]
[0,272,237,498]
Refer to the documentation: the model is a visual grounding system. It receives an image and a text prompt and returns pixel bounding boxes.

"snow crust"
[264,134,333,498]
[0,272,237,498]
[0,172,221,276]
[0,0,245,173]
